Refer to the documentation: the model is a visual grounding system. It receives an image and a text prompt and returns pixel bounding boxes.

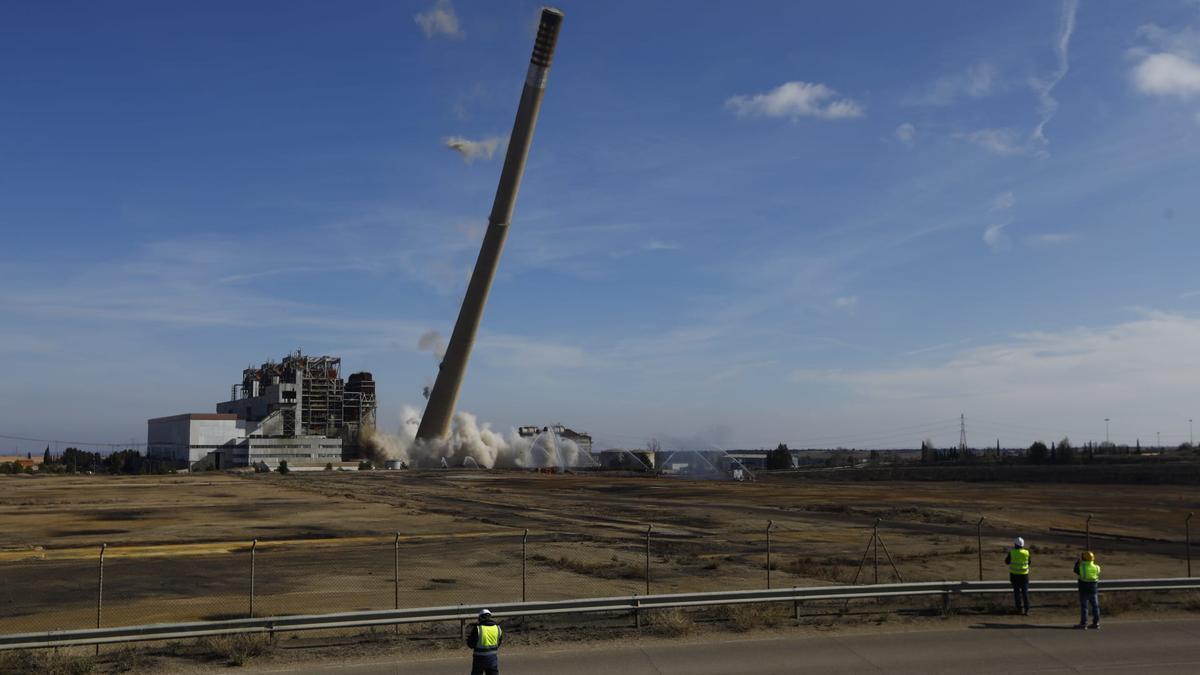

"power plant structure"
[416,7,564,443]
[148,350,376,470]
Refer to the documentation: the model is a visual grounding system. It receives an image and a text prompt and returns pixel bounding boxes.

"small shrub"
[649,608,694,637]
[112,647,150,672]
[195,634,274,666]
[1183,592,1200,612]
[712,603,788,631]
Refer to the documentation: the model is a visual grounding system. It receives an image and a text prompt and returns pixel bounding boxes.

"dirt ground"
[1,470,1196,636]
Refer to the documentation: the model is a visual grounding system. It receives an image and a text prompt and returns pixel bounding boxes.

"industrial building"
[518,424,593,455]
[148,351,376,470]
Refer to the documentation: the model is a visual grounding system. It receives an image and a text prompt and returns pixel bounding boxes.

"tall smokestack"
[416,8,565,442]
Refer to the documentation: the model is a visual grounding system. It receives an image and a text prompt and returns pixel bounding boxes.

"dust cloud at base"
[361,405,587,469]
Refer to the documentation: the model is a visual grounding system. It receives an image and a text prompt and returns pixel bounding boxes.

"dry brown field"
[1,470,1196,635]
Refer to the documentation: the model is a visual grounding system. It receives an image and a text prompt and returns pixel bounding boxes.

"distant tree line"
[0,447,173,475]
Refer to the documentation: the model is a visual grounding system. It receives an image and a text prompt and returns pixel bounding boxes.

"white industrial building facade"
[147,413,342,470]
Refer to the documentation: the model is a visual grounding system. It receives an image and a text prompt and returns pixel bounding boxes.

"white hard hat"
[1013,537,1025,548]
[479,608,492,617]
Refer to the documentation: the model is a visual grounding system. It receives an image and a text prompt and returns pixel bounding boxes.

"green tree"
[766,443,792,470]
[1027,441,1049,464]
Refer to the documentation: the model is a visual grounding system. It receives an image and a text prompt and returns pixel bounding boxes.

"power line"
[0,433,147,449]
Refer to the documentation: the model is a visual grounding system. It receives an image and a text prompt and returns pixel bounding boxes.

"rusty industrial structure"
[219,350,377,455]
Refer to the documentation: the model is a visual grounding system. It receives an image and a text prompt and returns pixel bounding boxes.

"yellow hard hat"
[1082,551,1095,561]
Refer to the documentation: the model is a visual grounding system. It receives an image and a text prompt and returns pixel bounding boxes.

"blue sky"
[2,0,1200,453]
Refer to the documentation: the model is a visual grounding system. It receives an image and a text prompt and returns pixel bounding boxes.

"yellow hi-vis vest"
[476,624,501,653]
[1078,560,1101,582]
[1009,547,1030,575]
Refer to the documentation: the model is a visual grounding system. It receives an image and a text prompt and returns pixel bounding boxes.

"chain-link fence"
[1,514,1194,636]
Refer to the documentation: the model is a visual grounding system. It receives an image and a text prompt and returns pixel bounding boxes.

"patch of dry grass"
[0,650,95,675]
[647,608,695,637]
[530,554,643,580]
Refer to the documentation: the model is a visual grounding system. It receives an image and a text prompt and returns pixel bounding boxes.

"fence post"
[96,543,106,656]
[1085,514,1092,552]
[644,524,652,596]
[766,520,774,590]
[1187,513,1193,577]
[873,518,879,585]
[249,539,258,618]
[976,517,984,582]
[522,529,529,603]
[394,532,401,635]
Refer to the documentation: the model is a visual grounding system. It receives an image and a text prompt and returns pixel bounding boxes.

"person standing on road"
[1005,536,1031,615]
[466,608,503,675]
[1074,551,1101,629]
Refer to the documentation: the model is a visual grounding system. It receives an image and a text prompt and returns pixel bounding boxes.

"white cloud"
[414,0,464,39]
[1024,233,1077,247]
[991,191,1016,212]
[1133,53,1200,97]
[444,135,505,163]
[790,312,1200,445]
[834,296,859,311]
[643,240,681,252]
[909,62,996,106]
[1130,22,1200,98]
[725,81,864,121]
[1029,0,1078,153]
[895,123,916,146]
[963,128,1025,156]
[983,223,1011,252]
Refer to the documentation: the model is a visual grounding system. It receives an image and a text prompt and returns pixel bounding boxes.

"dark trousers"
[471,652,499,675]
[1010,574,1030,611]
[1079,588,1100,625]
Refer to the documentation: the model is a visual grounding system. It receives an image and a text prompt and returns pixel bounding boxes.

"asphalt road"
[256,618,1200,674]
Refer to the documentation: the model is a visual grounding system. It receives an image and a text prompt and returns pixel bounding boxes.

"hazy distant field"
[1,471,1196,633]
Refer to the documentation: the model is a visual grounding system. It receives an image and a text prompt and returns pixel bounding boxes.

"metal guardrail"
[2,577,1197,650]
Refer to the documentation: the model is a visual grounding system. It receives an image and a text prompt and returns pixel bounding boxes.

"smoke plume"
[362,405,590,469]
[444,135,505,164]
[417,330,447,360]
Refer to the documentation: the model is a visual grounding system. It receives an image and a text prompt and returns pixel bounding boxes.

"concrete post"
[416,8,565,442]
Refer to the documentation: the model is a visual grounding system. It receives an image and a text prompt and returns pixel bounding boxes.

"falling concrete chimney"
[416,7,565,442]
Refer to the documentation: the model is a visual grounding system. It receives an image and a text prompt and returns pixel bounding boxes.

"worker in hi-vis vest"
[466,608,503,675]
[1074,551,1102,629]
[1005,536,1031,615]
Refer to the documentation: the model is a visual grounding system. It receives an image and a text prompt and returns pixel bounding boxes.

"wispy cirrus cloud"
[1024,232,1077,247]
[725,81,864,120]
[907,62,997,106]
[790,311,1200,445]
[1029,0,1079,153]
[414,0,464,39]
[962,128,1026,156]
[991,191,1017,212]
[983,223,1011,252]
